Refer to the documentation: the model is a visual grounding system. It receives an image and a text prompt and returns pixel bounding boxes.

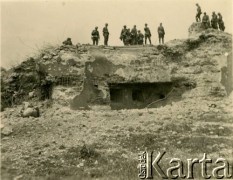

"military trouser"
[218,21,225,31]
[104,35,109,46]
[196,12,201,22]
[93,38,99,45]
[159,34,164,44]
[138,40,143,45]
[131,36,137,45]
[145,35,151,45]
[211,21,218,29]
[202,22,209,29]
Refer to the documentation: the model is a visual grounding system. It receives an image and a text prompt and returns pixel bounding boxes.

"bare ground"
[1,95,233,180]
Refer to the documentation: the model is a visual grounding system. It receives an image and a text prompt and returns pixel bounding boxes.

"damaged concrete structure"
[1,23,232,110]
[42,25,232,110]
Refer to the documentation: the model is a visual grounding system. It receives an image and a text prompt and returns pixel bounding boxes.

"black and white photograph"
[1,0,233,179]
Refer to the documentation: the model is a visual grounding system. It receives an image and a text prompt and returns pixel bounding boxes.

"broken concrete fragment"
[22,107,39,118]
[28,91,35,98]
[43,55,50,60]
[1,126,13,136]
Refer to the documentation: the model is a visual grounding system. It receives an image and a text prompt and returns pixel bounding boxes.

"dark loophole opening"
[159,94,165,99]
[110,89,123,102]
[132,89,144,102]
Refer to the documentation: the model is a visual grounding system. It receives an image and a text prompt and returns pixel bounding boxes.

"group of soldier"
[90,23,165,46]
[63,3,226,47]
[120,23,165,46]
[196,3,225,31]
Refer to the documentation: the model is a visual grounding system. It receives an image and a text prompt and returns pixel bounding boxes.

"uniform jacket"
[92,30,100,38]
[103,27,109,36]
[158,26,165,35]
[144,27,151,36]
[131,28,137,37]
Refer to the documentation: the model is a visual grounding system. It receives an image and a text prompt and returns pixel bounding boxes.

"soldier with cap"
[157,23,165,44]
[137,30,144,45]
[144,23,151,45]
[103,23,109,46]
[120,25,127,45]
[196,3,202,22]
[202,12,210,29]
[211,12,218,29]
[217,13,225,31]
[91,27,100,45]
[131,25,138,45]
[62,38,73,45]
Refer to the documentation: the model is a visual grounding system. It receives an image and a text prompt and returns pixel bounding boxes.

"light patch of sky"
[1,0,232,68]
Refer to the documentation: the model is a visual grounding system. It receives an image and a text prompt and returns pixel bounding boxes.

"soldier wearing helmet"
[91,27,100,45]
[144,23,151,45]
[196,3,202,22]
[103,23,109,46]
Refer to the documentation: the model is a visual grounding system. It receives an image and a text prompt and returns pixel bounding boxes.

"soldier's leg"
[149,37,151,44]
[145,36,147,44]
[159,36,161,44]
[96,39,99,45]
[203,22,207,29]
[104,37,106,45]
[93,39,95,45]
[162,36,164,44]
[134,37,137,45]
[106,35,109,46]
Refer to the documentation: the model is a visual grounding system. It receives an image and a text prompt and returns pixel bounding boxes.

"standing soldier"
[131,25,138,45]
[217,13,225,31]
[103,23,109,46]
[120,25,127,45]
[211,12,218,29]
[202,12,210,29]
[196,3,202,22]
[157,23,165,44]
[91,27,100,45]
[125,28,132,45]
[144,23,151,45]
[137,30,144,45]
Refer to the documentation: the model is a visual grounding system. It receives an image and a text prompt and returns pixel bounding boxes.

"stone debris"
[1,126,13,136]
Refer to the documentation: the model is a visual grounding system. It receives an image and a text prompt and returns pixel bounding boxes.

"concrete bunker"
[108,82,175,109]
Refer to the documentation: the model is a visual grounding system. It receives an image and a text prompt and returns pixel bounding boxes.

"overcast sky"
[1,0,232,68]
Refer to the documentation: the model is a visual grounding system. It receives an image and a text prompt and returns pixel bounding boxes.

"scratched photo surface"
[1,0,233,179]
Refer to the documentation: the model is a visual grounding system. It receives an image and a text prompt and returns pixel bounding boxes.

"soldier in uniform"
[125,28,132,45]
[137,30,144,45]
[131,25,138,45]
[91,27,100,45]
[144,23,151,45]
[211,12,218,29]
[217,13,225,31]
[202,12,210,29]
[120,25,127,45]
[62,38,73,45]
[196,3,202,22]
[103,23,109,46]
[157,23,165,44]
